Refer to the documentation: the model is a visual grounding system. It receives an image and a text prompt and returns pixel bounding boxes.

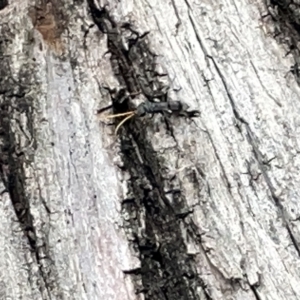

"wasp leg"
[115,113,135,134]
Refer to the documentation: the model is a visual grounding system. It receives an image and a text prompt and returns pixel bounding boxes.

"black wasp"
[98,91,199,134]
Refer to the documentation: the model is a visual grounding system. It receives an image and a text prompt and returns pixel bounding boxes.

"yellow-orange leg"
[98,110,136,134]
[115,113,135,134]
[102,111,135,119]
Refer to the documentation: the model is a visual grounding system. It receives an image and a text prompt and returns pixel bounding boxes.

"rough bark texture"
[1,0,300,299]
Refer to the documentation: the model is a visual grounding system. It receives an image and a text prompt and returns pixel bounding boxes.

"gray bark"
[1,0,300,299]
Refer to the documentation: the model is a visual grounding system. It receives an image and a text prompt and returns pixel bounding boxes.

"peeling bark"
[1,0,300,299]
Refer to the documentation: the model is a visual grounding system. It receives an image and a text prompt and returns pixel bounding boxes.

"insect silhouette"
[98,100,200,134]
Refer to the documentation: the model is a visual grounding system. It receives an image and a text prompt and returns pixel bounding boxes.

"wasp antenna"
[115,113,135,134]
[101,111,135,119]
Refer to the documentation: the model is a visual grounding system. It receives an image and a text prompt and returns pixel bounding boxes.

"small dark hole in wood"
[0,0,8,10]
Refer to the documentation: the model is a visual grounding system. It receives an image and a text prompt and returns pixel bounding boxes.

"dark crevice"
[205,130,232,195]
[0,90,54,299]
[204,54,288,217]
[206,55,248,127]
[249,283,262,300]
[242,120,300,257]
[266,0,300,83]
[243,116,300,257]
[0,32,60,296]
[245,128,284,210]
[88,2,207,299]
[286,223,300,257]
[249,286,262,300]
[0,0,8,10]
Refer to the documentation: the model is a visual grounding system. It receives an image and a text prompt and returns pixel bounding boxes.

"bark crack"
[88,2,208,299]
[0,55,62,298]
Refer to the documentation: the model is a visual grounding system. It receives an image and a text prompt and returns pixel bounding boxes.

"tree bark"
[1,0,300,299]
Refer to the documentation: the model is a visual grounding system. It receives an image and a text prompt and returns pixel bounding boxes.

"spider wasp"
[97,89,200,134]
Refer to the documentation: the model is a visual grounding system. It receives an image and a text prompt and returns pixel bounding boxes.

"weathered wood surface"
[1,0,300,299]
